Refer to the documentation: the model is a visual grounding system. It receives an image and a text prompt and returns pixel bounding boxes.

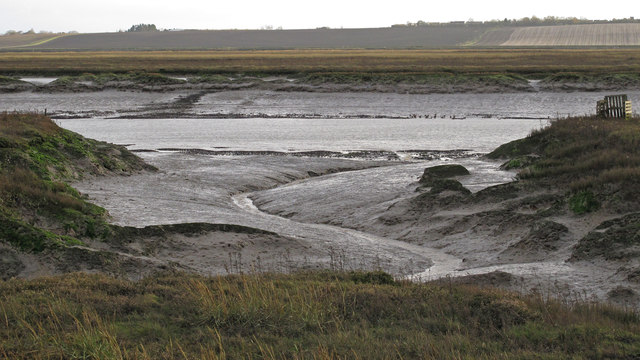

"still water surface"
[58,117,547,153]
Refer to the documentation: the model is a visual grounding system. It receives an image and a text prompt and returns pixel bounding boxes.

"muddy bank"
[5,73,640,95]
[6,151,435,280]
[38,135,640,307]
[249,161,640,306]
[1,223,320,280]
[142,148,472,162]
[1,78,532,95]
[68,153,511,281]
[64,153,439,278]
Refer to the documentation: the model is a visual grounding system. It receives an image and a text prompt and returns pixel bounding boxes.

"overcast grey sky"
[1,0,638,33]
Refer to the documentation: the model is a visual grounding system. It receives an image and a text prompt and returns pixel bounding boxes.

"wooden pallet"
[597,94,630,119]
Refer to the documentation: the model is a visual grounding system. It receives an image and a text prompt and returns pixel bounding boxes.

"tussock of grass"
[0,271,638,359]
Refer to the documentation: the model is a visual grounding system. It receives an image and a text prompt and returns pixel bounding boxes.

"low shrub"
[569,191,600,215]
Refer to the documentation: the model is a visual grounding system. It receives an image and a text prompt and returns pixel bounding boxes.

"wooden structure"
[597,94,631,119]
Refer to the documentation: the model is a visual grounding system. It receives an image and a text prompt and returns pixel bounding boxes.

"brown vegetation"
[1,49,640,76]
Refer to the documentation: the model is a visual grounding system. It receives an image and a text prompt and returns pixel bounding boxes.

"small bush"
[569,191,599,214]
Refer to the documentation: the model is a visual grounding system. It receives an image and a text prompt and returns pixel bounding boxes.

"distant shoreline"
[3,72,640,95]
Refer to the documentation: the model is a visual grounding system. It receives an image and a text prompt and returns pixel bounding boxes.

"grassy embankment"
[490,115,640,208]
[489,115,640,261]
[1,49,640,87]
[0,112,152,253]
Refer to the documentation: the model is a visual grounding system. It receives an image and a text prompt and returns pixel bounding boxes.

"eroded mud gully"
[74,153,436,275]
[71,150,624,305]
[231,191,440,275]
[243,158,621,302]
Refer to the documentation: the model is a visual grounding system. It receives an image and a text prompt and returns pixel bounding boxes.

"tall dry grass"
[1,271,638,359]
[0,112,60,140]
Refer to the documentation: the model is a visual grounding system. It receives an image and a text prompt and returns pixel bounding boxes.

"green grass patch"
[569,191,600,214]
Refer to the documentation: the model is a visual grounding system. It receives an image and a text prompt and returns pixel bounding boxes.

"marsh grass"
[0,271,638,359]
[527,117,640,187]
[75,72,186,85]
[1,49,640,76]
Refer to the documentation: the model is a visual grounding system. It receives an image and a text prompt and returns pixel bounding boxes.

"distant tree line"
[3,29,75,35]
[126,24,158,32]
[394,16,640,28]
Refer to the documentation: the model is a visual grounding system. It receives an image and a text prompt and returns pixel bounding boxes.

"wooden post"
[626,101,633,120]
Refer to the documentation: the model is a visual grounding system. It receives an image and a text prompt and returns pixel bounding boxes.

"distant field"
[19,26,487,50]
[501,23,640,46]
[0,33,69,49]
[1,23,638,51]
[1,49,639,75]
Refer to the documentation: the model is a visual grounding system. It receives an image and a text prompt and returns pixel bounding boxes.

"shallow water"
[58,117,546,153]
[19,77,58,85]
[196,90,639,119]
[3,89,640,120]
